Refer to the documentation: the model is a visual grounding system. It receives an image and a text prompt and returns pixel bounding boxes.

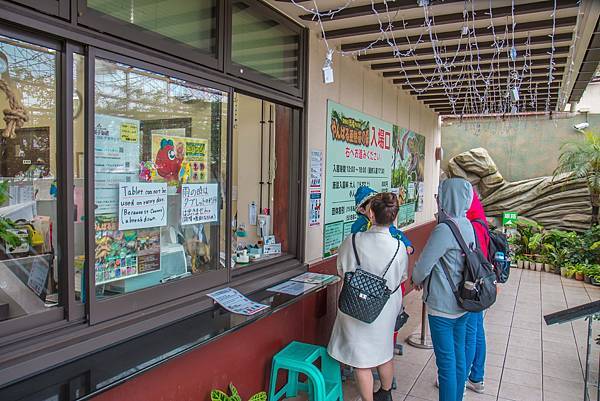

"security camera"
[574,122,589,131]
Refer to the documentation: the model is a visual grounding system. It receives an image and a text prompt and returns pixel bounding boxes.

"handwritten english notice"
[181,183,219,225]
[118,183,168,230]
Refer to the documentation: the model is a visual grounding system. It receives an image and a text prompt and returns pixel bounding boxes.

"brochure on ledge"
[207,287,269,316]
[267,281,317,296]
[290,272,336,285]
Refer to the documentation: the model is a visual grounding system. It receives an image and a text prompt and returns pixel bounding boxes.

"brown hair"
[369,192,399,225]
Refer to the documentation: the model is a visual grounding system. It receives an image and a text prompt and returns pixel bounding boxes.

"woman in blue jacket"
[411,178,475,401]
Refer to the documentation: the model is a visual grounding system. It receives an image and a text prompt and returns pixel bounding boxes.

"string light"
[288,0,568,117]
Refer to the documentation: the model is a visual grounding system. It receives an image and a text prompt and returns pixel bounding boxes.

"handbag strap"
[352,233,402,293]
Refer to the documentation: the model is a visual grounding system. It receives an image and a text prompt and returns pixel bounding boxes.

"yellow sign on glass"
[120,123,139,142]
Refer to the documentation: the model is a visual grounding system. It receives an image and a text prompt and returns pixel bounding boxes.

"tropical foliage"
[211,383,267,401]
[554,131,600,223]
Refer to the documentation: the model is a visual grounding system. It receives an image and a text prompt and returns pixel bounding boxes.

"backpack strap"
[439,258,463,306]
[472,218,489,233]
[441,220,473,254]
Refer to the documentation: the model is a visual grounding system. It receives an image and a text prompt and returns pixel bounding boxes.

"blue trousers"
[429,313,468,401]
[465,311,486,383]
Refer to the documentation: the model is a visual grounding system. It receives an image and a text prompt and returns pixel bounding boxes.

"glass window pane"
[94,58,227,299]
[231,94,291,269]
[231,2,299,87]
[87,0,217,55]
[73,53,85,303]
[0,35,59,321]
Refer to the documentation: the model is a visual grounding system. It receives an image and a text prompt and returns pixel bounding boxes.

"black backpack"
[473,218,511,284]
[439,220,498,313]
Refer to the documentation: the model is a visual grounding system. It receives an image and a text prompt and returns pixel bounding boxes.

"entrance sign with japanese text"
[323,100,394,257]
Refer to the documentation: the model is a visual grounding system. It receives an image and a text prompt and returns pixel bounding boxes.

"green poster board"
[502,212,518,226]
[391,126,426,225]
[323,101,394,257]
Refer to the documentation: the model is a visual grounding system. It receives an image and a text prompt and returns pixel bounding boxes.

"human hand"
[411,281,423,291]
[407,246,414,255]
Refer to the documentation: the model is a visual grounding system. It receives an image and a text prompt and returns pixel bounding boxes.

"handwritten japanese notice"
[181,183,219,225]
[118,183,167,230]
[323,100,394,257]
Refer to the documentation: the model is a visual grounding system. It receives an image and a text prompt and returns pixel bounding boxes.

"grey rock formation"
[448,148,592,231]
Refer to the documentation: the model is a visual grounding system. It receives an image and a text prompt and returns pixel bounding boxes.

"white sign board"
[180,183,219,225]
[118,183,168,230]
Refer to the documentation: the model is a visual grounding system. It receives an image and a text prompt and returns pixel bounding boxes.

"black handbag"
[338,233,401,323]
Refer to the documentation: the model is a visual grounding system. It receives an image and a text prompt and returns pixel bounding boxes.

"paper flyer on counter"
[267,281,317,296]
[291,272,335,284]
[207,288,269,316]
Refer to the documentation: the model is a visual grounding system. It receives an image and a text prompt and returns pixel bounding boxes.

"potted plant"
[566,266,576,279]
[516,255,524,269]
[584,265,595,284]
[560,265,569,277]
[575,264,586,281]
[592,273,600,286]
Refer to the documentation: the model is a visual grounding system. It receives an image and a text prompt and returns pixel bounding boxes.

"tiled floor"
[341,268,600,401]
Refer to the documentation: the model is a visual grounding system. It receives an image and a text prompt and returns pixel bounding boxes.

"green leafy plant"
[211,384,267,401]
[0,180,22,249]
[554,131,600,224]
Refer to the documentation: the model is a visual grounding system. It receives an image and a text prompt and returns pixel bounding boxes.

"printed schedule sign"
[323,100,394,257]
[181,183,219,225]
[118,183,168,230]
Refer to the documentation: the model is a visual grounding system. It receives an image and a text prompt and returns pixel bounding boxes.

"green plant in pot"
[574,264,586,281]
[565,266,577,279]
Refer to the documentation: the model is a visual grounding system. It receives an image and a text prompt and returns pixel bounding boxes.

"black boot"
[373,387,393,401]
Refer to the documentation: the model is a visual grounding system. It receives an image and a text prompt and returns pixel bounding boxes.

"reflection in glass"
[231,2,300,86]
[0,35,59,320]
[88,0,217,55]
[231,93,291,269]
[74,53,86,302]
[94,58,227,299]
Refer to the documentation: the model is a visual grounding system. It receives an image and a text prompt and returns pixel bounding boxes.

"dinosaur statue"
[447,148,592,231]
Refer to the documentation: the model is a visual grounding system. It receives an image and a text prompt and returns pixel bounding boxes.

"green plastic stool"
[268,341,343,401]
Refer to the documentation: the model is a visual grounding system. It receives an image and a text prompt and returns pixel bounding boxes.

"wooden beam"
[394,68,565,86]
[325,0,578,40]
[371,46,570,70]
[418,91,560,100]
[382,57,568,77]
[341,17,577,52]
[299,0,464,21]
[357,33,573,62]
[399,74,565,89]
[422,91,559,104]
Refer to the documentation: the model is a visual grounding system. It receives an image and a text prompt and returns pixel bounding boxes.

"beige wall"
[304,32,441,264]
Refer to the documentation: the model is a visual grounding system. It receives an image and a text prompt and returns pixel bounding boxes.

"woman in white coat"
[328,193,408,401]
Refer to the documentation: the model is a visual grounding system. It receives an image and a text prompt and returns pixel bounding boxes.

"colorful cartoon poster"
[95,114,141,214]
[180,183,219,225]
[323,101,394,257]
[391,126,426,227]
[118,183,168,230]
[150,133,208,185]
[94,215,161,285]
